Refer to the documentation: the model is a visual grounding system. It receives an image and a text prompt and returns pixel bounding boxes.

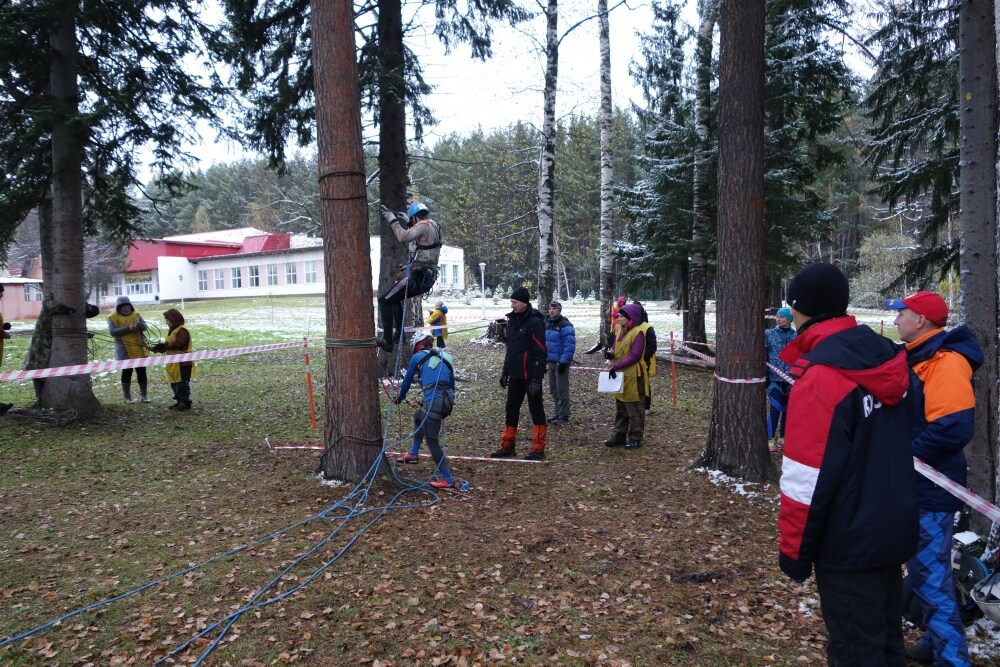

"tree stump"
[485,318,507,343]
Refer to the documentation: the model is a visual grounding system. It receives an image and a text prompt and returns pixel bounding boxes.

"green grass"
[2,299,994,666]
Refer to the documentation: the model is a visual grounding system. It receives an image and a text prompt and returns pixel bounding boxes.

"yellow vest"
[108,311,148,359]
[612,322,651,403]
[165,325,197,383]
[429,307,448,339]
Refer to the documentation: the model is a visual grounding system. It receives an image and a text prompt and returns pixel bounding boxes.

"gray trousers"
[547,361,571,419]
[613,376,645,442]
[414,394,454,479]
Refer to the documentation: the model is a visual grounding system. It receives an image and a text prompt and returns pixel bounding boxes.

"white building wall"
[188,249,326,300]
[368,237,465,292]
[107,237,464,305]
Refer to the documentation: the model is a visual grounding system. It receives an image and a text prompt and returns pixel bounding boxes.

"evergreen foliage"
[218,0,530,170]
[863,0,959,288]
[620,0,856,299]
[0,0,228,260]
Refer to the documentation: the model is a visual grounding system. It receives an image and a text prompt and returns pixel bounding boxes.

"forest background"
[3,0,950,313]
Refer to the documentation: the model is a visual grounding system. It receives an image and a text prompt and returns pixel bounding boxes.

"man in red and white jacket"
[779,262,918,665]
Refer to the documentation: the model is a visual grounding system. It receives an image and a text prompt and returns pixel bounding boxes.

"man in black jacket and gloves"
[491,286,548,460]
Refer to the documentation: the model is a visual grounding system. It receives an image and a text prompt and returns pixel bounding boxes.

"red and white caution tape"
[914,458,1000,524]
[765,362,796,385]
[0,341,304,383]
[674,340,717,364]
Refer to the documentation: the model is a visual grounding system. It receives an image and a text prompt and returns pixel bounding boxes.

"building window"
[231,267,242,289]
[197,270,208,291]
[114,279,123,296]
[23,285,30,301]
[267,263,278,286]
[126,282,153,296]
[248,265,260,288]
[214,268,225,290]
[452,265,459,284]
[286,262,297,285]
[304,260,317,284]
[439,264,447,283]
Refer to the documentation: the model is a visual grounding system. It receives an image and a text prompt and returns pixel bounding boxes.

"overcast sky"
[185,0,673,170]
[182,0,872,170]
[410,0,666,141]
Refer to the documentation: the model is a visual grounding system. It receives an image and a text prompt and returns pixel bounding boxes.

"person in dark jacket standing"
[886,291,982,667]
[779,262,918,666]
[490,287,548,460]
[764,307,796,451]
[545,301,575,425]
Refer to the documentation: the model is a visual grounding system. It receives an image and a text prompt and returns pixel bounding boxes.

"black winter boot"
[604,432,626,448]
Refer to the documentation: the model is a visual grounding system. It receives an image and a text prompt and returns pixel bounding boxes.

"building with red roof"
[102,228,465,307]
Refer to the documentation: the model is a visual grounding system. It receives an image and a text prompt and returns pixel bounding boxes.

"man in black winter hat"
[777,262,918,665]
[490,286,548,460]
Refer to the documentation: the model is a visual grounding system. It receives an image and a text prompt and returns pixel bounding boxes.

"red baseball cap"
[885,291,948,326]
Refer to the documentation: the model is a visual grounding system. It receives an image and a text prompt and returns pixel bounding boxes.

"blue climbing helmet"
[407,202,429,219]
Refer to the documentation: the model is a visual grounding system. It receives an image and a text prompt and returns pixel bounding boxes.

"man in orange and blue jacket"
[887,291,982,667]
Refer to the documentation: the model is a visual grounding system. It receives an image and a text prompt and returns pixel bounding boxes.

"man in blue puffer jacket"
[545,301,575,424]
[887,291,983,667]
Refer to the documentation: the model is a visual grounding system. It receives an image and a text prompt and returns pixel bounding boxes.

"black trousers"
[171,365,193,405]
[505,378,546,427]
[377,266,437,342]
[121,367,147,385]
[815,564,906,667]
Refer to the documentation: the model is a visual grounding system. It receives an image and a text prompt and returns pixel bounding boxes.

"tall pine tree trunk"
[958,0,998,533]
[687,0,718,351]
[597,0,615,349]
[41,3,99,416]
[695,0,774,483]
[313,0,384,483]
[535,0,559,309]
[376,0,412,366]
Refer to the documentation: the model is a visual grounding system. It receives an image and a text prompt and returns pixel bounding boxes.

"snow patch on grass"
[698,467,778,503]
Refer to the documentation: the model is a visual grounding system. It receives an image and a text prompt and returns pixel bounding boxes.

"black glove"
[558,363,569,374]
[2,322,10,331]
[779,554,811,583]
[151,343,167,353]
[608,369,617,379]
[499,374,509,389]
[528,379,543,399]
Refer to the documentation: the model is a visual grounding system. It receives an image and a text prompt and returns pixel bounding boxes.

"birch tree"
[535,0,560,309]
[597,0,615,349]
[695,0,774,482]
